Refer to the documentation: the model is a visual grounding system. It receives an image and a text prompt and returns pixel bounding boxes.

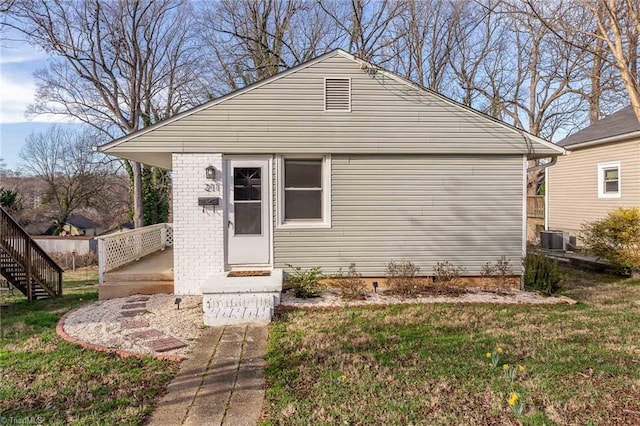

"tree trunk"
[132,161,144,228]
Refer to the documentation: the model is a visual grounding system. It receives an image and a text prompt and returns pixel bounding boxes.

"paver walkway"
[147,325,268,426]
[118,296,188,353]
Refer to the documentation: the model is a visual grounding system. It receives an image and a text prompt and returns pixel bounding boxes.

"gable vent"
[324,78,351,111]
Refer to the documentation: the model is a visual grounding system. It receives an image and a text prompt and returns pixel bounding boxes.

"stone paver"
[147,328,224,426]
[223,325,268,426]
[129,329,164,340]
[147,337,188,352]
[120,318,150,329]
[121,302,147,310]
[128,296,151,302]
[147,325,268,426]
[119,309,147,318]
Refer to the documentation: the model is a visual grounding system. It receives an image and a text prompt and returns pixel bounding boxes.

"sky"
[0,27,71,172]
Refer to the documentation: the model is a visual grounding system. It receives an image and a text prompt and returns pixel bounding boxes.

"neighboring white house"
[96,49,564,297]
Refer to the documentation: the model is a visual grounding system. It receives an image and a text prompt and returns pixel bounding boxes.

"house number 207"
[204,183,220,192]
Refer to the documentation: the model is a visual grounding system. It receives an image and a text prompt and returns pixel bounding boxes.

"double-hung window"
[598,161,621,198]
[278,156,331,227]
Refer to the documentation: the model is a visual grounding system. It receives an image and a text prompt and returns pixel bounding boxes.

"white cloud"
[0,47,49,65]
[0,34,69,124]
[0,28,49,64]
[0,74,70,124]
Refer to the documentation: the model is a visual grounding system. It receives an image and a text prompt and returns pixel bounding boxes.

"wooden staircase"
[0,207,63,301]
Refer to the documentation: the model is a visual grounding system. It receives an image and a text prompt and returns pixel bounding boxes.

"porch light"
[205,166,216,180]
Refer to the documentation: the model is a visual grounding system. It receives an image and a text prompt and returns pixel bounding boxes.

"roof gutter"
[560,130,640,151]
[527,156,557,172]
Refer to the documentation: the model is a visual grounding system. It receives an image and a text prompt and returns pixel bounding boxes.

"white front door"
[226,157,271,265]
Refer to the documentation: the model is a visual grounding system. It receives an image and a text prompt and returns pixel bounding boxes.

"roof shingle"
[557,106,640,147]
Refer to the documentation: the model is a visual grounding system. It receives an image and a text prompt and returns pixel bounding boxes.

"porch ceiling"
[105,151,173,170]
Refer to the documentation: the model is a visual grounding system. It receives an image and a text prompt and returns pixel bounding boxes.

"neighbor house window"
[278,156,331,227]
[598,161,621,198]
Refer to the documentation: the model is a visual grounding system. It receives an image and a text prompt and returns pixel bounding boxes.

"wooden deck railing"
[96,223,173,284]
[527,195,545,219]
[0,206,63,300]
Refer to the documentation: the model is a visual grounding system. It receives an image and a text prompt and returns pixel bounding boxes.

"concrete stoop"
[201,269,283,326]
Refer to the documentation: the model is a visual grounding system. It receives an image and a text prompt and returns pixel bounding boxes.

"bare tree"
[8,0,206,227]
[199,0,338,95]
[19,125,114,233]
[528,0,640,122]
[318,0,406,62]
[390,0,459,92]
[0,0,15,13]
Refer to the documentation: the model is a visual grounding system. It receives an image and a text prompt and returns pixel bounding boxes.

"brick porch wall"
[172,153,225,294]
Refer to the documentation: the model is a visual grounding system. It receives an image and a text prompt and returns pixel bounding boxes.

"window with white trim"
[278,156,331,227]
[598,161,621,198]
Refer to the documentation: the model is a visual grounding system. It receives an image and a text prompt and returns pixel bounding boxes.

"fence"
[31,236,96,256]
[527,195,545,219]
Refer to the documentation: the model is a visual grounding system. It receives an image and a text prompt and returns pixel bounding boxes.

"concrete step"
[203,306,272,326]
[204,293,279,309]
[201,269,283,294]
[201,269,283,326]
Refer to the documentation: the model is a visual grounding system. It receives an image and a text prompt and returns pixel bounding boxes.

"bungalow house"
[547,106,640,243]
[45,213,102,236]
[95,50,563,324]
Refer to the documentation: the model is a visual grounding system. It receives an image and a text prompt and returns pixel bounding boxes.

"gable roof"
[96,49,563,165]
[66,213,99,229]
[557,106,640,148]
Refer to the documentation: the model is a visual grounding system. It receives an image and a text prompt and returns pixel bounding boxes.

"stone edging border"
[56,309,185,362]
[277,296,576,311]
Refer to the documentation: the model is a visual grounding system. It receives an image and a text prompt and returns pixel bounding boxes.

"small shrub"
[332,263,366,300]
[386,260,425,296]
[433,261,466,287]
[285,264,324,298]
[481,256,514,293]
[523,252,563,296]
[582,207,640,272]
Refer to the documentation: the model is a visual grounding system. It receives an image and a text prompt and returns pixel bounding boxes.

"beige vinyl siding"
[273,155,524,276]
[108,53,556,158]
[548,138,640,236]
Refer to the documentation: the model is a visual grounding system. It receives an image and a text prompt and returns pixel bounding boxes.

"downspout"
[522,133,559,259]
[522,133,559,172]
[527,156,557,172]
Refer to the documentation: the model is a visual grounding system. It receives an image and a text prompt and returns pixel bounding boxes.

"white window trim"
[323,77,351,112]
[597,161,621,199]
[276,155,331,229]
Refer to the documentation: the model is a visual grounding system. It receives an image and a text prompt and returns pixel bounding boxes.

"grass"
[262,267,640,425]
[0,267,179,425]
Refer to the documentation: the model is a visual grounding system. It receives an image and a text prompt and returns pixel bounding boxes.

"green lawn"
[263,268,640,425]
[0,268,179,426]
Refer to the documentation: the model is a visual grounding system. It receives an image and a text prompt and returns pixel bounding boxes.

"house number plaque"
[204,183,220,192]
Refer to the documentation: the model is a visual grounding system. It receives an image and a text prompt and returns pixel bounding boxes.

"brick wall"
[172,153,225,294]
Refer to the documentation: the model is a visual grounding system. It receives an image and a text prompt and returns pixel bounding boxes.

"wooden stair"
[0,207,63,301]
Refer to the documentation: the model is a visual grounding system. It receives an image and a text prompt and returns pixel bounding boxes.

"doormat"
[227,270,271,277]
